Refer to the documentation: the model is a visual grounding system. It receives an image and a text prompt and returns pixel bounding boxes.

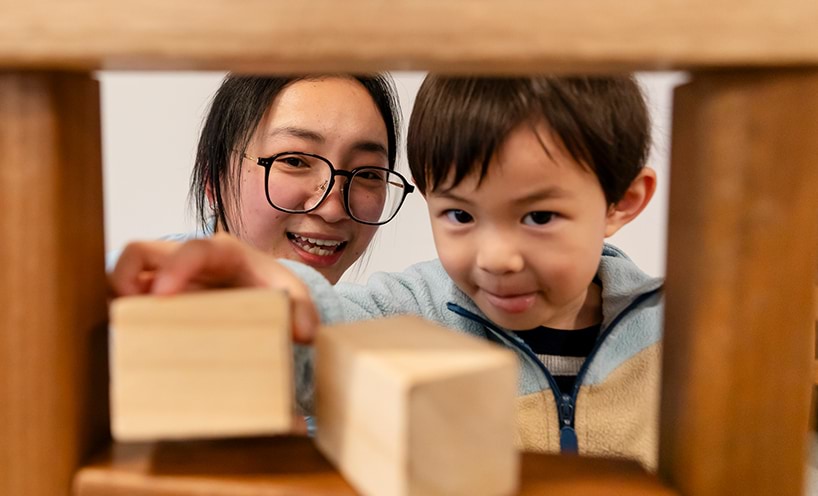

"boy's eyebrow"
[268,126,388,157]
[432,186,570,205]
[431,190,474,205]
[512,186,572,205]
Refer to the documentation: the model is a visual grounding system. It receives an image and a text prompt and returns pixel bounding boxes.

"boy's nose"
[475,239,524,274]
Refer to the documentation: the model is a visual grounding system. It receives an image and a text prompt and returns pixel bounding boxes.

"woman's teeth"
[290,233,344,256]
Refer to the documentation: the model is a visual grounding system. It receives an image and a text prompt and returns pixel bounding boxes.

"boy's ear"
[604,167,657,237]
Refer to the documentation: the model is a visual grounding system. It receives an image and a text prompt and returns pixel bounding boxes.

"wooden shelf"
[73,437,674,496]
[2,0,818,71]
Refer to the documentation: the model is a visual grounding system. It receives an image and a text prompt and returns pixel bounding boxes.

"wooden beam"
[814,283,818,321]
[1,0,818,71]
[659,70,818,496]
[0,72,108,495]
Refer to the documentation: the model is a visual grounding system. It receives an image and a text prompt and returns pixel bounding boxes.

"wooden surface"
[1,0,818,71]
[315,316,518,496]
[0,72,109,495]
[73,437,675,496]
[111,289,293,441]
[814,283,818,321]
[659,71,818,496]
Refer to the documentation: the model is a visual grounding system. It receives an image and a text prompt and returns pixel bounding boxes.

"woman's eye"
[445,209,474,224]
[357,170,386,181]
[523,211,555,226]
[280,157,307,168]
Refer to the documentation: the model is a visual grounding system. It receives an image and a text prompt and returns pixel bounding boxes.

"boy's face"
[426,122,617,331]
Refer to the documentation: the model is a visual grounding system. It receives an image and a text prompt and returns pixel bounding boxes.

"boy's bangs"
[407,76,650,204]
[408,78,531,194]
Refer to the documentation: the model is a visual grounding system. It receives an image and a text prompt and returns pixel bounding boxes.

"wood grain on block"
[111,288,293,441]
[315,316,519,496]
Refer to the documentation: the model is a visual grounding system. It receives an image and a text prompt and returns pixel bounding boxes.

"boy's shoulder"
[599,244,662,292]
[597,244,664,323]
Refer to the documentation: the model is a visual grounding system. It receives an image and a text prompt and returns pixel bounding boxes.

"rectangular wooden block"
[111,288,293,441]
[315,316,519,496]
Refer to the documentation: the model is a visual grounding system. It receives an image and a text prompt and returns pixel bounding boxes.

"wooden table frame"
[3,2,818,495]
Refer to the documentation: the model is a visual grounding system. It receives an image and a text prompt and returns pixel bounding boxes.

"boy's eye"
[445,209,474,224]
[523,211,555,226]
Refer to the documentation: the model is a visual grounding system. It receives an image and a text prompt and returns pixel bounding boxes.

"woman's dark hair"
[191,74,401,232]
[407,76,650,205]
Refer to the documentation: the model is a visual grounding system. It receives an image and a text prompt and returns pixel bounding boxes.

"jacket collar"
[597,244,663,330]
[449,243,663,332]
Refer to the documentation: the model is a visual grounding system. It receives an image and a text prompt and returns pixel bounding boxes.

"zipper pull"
[558,394,574,426]
[558,394,578,453]
[560,426,578,453]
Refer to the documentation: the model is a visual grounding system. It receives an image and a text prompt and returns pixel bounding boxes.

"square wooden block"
[315,316,519,496]
[110,288,293,441]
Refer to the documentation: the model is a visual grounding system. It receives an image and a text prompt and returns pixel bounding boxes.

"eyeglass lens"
[265,153,409,224]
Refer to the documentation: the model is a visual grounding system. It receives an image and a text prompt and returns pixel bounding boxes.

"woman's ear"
[205,181,215,210]
[604,167,657,237]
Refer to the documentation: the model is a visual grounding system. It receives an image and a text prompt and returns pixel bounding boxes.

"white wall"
[100,71,686,281]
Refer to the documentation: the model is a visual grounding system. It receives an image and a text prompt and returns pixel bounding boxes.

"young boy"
[113,75,662,468]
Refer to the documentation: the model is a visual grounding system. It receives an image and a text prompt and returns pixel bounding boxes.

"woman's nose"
[310,179,349,223]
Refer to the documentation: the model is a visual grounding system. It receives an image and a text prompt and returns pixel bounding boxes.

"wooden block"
[111,288,293,441]
[315,316,519,496]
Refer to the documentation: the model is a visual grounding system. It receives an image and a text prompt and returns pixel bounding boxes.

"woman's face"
[225,77,388,284]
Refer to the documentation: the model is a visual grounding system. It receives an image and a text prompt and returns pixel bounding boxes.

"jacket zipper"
[446,286,661,454]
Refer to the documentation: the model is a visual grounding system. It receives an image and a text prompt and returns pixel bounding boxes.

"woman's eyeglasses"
[243,151,414,225]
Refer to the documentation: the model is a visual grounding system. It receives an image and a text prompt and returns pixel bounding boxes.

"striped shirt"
[513,324,600,394]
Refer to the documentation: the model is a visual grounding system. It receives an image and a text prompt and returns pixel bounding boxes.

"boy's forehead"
[431,122,591,193]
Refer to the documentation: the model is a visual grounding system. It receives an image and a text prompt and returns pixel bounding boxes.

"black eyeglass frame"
[243,151,415,226]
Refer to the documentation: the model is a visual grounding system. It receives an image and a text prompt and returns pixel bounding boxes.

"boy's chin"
[479,306,544,332]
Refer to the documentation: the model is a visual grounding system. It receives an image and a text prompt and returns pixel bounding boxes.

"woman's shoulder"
[105,229,211,272]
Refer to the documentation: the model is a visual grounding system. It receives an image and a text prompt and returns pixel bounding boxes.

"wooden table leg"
[659,70,818,496]
[0,72,108,495]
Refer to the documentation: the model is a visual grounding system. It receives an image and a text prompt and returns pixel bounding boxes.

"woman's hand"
[109,233,319,344]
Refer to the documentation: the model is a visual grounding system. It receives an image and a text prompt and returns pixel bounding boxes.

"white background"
[100,71,687,281]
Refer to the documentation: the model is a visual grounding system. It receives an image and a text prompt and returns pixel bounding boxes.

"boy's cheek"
[437,250,472,287]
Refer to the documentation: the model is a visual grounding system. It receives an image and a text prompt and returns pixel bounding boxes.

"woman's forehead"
[257,78,388,150]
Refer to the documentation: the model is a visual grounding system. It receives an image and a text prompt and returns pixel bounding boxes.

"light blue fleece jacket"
[283,244,665,468]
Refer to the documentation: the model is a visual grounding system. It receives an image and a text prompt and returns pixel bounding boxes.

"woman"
[112,73,413,286]
[111,74,413,434]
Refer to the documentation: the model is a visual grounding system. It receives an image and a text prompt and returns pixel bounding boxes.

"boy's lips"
[480,289,537,314]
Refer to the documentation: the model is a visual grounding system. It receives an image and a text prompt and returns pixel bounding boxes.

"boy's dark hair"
[407,76,650,205]
[191,74,401,233]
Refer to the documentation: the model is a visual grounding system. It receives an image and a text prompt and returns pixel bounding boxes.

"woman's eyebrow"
[268,127,387,156]
[351,140,388,157]
[268,126,324,143]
